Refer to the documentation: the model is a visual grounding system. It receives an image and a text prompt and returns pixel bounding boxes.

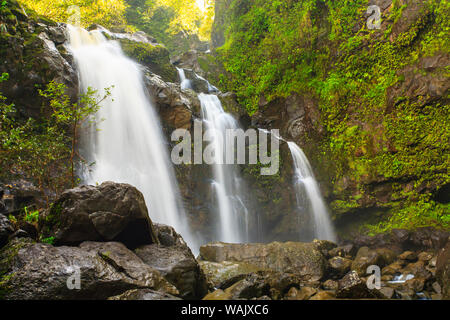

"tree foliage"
[0,76,111,202]
[19,0,214,50]
[125,0,214,53]
[19,0,128,30]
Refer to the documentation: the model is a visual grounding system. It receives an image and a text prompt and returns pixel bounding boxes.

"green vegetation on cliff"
[125,0,214,53]
[214,0,450,233]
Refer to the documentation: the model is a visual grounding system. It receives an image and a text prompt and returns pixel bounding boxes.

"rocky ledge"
[0,182,207,300]
[0,182,449,300]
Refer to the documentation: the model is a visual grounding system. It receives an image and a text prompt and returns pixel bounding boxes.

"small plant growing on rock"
[23,206,39,224]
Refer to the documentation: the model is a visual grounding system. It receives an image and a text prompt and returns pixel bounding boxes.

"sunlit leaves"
[19,0,128,29]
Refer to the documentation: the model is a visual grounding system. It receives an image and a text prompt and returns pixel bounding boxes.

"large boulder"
[348,228,450,253]
[135,225,208,300]
[171,50,204,75]
[351,247,396,276]
[39,182,159,248]
[108,289,181,300]
[0,214,14,248]
[328,256,353,279]
[183,69,213,94]
[144,72,198,132]
[436,240,450,300]
[204,271,303,300]
[0,239,178,300]
[199,261,263,289]
[336,271,382,299]
[199,242,328,281]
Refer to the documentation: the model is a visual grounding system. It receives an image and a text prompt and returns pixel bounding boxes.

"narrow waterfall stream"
[176,67,192,90]
[67,26,197,251]
[177,66,250,243]
[198,93,250,243]
[287,142,336,242]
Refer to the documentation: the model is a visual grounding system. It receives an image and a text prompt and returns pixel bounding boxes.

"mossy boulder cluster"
[198,234,450,300]
[0,182,208,300]
[0,182,449,300]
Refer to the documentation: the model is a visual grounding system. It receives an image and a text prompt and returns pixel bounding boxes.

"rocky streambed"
[0,182,448,300]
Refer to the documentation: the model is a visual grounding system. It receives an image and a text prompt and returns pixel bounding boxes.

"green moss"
[38,201,63,239]
[0,238,33,298]
[0,272,15,299]
[119,39,177,82]
[364,199,450,236]
[215,0,449,232]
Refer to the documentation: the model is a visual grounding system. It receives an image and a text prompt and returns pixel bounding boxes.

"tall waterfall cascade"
[198,93,250,243]
[176,68,250,243]
[287,142,336,242]
[67,26,197,251]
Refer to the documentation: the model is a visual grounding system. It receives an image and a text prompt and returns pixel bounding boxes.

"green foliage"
[22,206,39,224]
[0,77,111,201]
[217,0,450,232]
[124,0,214,54]
[18,0,214,53]
[19,0,129,30]
[39,236,55,245]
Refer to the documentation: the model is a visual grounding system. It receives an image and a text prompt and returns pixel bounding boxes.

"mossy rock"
[0,238,34,298]
[119,39,177,82]
[199,260,264,289]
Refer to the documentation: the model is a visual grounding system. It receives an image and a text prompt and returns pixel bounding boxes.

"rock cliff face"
[0,0,78,118]
[210,0,450,238]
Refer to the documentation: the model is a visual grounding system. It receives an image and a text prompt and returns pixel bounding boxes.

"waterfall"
[176,67,192,90]
[67,26,197,251]
[287,142,336,242]
[198,93,250,243]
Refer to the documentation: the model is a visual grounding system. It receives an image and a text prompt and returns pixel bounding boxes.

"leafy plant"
[40,236,55,245]
[0,78,112,203]
[38,81,112,187]
[23,206,39,224]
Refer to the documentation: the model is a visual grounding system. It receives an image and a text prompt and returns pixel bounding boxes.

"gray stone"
[0,239,178,300]
[39,182,159,248]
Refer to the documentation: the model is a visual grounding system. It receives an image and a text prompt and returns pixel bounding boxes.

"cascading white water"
[287,142,336,242]
[176,67,192,90]
[67,26,197,251]
[198,93,249,243]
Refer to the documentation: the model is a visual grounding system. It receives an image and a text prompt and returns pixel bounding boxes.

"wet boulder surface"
[199,231,450,300]
[0,239,178,300]
[135,225,208,300]
[39,182,159,248]
[0,183,209,300]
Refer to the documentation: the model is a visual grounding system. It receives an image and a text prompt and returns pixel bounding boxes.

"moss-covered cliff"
[211,0,449,237]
